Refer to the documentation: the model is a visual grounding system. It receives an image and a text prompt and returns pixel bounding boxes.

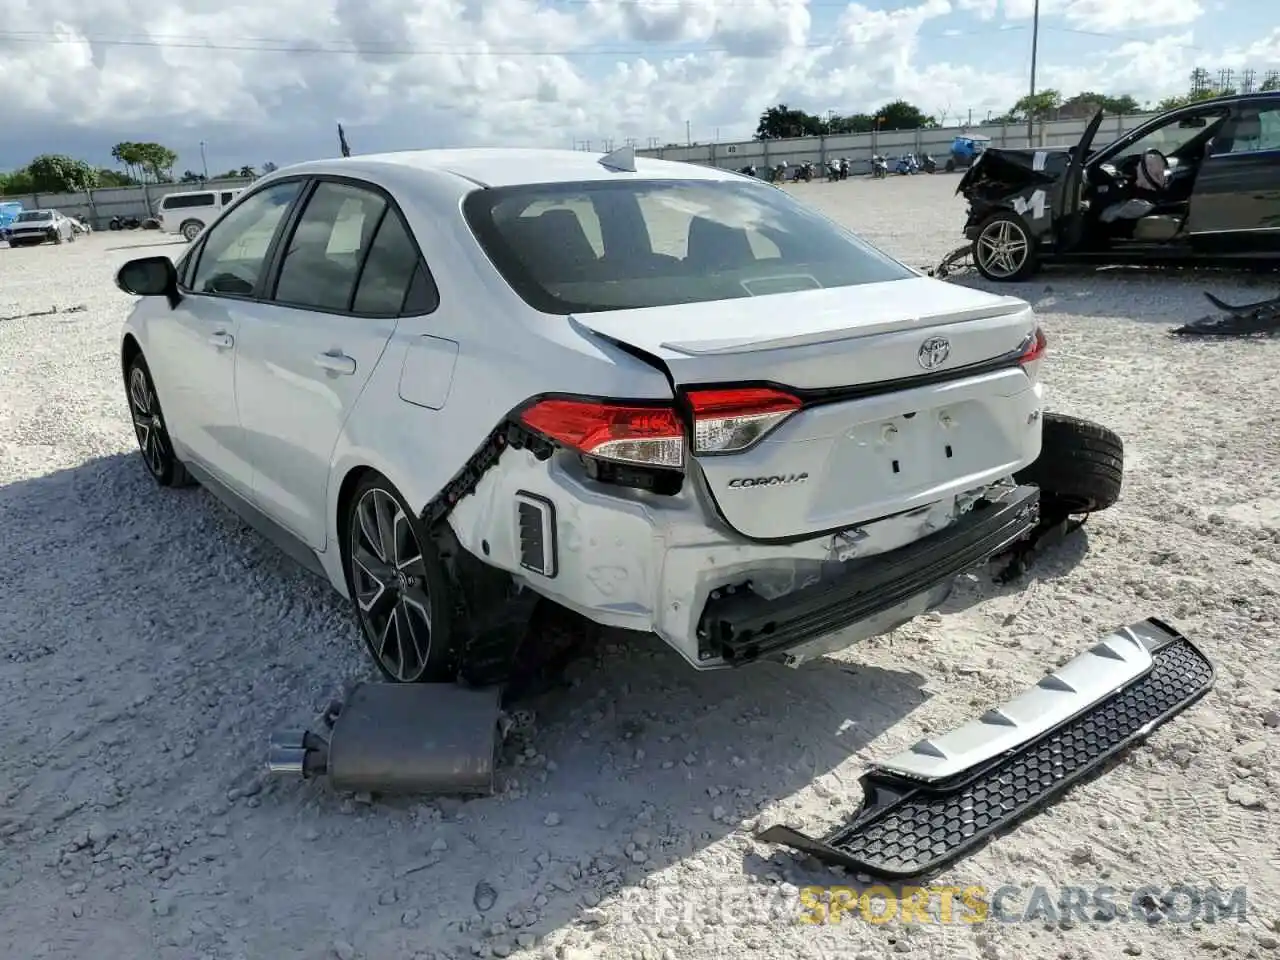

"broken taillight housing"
[685,387,803,454]
[1018,326,1047,366]
[518,398,685,468]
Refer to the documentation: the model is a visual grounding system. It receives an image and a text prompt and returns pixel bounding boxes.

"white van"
[156,188,245,241]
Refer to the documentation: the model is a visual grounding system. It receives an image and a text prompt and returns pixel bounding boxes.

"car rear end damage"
[756,617,1215,878]
[434,314,1046,668]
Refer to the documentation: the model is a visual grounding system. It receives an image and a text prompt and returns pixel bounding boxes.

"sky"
[1,0,1277,176]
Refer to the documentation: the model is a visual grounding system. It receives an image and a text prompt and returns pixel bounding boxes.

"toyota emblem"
[917,336,951,370]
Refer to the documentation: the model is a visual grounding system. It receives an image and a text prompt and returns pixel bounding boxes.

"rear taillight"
[1018,327,1047,365]
[686,387,802,454]
[518,398,684,468]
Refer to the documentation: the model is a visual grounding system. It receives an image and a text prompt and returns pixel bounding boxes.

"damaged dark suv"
[957,92,1280,281]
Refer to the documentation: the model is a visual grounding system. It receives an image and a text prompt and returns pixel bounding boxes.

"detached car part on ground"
[1171,289,1280,337]
[951,92,1280,283]
[758,616,1214,878]
[116,144,1125,706]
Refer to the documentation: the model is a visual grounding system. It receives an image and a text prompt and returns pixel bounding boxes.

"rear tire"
[342,473,462,683]
[1015,413,1123,514]
[180,219,204,241]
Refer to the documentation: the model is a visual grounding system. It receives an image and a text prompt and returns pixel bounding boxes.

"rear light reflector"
[518,398,684,468]
[686,387,803,454]
[1018,327,1046,365]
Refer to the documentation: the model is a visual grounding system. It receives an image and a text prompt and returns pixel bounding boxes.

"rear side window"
[352,209,436,315]
[461,179,914,315]
[221,192,236,205]
[162,192,215,210]
[272,182,387,312]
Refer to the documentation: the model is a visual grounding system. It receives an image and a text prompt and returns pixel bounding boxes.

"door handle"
[208,331,234,349]
[314,351,356,375]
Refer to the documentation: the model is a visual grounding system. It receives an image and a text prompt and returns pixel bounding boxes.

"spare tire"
[1014,413,1123,514]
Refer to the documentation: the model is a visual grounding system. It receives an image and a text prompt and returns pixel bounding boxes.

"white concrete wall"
[638,113,1156,172]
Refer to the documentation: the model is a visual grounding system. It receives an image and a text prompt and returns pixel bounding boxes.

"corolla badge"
[917,335,951,370]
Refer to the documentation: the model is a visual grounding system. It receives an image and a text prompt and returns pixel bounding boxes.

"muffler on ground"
[267,682,504,796]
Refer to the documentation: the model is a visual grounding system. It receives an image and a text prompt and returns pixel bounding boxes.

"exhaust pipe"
[266,682,505,796]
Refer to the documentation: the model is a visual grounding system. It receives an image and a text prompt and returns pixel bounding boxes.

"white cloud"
[0,0,1273,171]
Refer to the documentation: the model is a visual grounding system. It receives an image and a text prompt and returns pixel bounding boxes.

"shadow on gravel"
[937,525,1094,618]
[945,267,1278,326]
[0,451,937,960]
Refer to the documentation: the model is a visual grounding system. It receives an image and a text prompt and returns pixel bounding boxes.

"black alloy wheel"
[126,355,193,487]
[345,475,456,683]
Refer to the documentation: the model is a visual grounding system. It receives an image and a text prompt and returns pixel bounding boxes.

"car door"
[233,178,420,550]
[1051,109,1104,251]
[145,178,306,499]
[1186,99,1280,250]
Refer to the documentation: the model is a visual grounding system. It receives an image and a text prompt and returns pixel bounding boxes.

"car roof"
[274,148,746,189]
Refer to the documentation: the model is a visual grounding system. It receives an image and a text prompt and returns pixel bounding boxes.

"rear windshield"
[461,178,914,314]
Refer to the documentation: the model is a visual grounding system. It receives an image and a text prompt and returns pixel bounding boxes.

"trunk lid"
[570,278,1044,541]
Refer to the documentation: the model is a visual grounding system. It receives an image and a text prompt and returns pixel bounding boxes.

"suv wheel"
[180,219,204,241]
[343,473,461,683]
[126,355,194,487]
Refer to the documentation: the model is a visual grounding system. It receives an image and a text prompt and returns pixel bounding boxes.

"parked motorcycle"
[920,153,938,174]
[109,215,141,230]
[871,155,888,179]
[825,161,840,182]
[838,157,849,180]
[894,154,919,175]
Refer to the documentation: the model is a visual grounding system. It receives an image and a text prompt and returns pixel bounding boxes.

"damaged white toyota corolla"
[114,145,1122,689]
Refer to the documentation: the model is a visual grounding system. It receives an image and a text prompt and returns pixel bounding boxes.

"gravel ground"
[2,176,1279,960]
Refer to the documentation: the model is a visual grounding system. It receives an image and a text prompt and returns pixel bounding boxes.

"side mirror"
[116,256,181,308]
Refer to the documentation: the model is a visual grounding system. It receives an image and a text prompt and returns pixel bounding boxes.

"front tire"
[126,354,195,487]
[181,219,204,241]
[1015,414,1123,514]
[343,473,461,683]
[973,211,1039,282]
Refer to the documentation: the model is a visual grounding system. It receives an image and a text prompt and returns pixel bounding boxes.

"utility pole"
[1026,0,1040,147]
[199,140,208,180]
[686,120,691,147]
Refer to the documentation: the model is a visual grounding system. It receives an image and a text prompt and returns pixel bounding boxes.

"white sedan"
[112,146,1118,690]
[6,208,77,246]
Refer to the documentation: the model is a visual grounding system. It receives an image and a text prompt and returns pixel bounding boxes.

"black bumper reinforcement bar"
[698,485,1041,663]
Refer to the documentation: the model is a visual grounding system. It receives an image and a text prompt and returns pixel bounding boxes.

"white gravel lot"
[2,175,1279,960]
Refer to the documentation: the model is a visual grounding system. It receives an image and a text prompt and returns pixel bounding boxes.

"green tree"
[26,154,99,193]
[111,141,178,183]
[180,170,204,183]
[262,161,279,174]
[0,168,36,195]
[874,100,936,129]
[238,164,257,179]
[754,104,825,140]
[1156,87,1233,111]
[96,168,139,187]
[1262,73,1280,92]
